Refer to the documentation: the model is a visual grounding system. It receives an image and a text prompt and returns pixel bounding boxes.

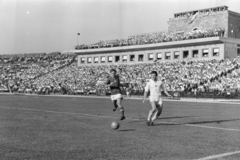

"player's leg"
[151,104,163,122]
[112,100,118,112]
[147,101,157,126]
[151,98,163,123]
[116,95,125,120]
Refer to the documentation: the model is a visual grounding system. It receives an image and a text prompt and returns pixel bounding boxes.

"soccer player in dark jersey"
[106,69,126,120]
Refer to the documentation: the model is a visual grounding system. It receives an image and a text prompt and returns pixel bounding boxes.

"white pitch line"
[0,106,239,132]
[194,150,240,160]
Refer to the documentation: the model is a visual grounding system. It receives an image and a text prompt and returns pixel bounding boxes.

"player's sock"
[120,110,125,120]
[113,104,118,112]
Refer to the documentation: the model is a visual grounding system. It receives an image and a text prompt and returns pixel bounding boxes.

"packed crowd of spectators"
[1,51,240,99]
[75,28,225,50]
[0,52,76,94]
[10,55,239,98]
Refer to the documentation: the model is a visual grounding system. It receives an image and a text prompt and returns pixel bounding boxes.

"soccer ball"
[111,121,120,130]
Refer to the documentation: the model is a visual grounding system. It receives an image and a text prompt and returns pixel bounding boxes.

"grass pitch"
[0,94,240,160]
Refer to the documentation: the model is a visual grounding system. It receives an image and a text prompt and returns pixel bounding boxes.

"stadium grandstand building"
[75,6,240,66]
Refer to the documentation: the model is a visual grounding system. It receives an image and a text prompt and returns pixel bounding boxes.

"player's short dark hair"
[150,71,158,76]
[110,69,117,73]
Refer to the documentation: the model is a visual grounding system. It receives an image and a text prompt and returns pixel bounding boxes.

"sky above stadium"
[0,0,239,54]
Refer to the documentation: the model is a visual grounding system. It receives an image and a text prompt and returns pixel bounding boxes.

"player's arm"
[143,83,149,103]
[105,79,110,85]
[143,91,148,103]
[105,76,114,87]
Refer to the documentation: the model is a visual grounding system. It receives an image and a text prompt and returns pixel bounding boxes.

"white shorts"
[111,94,123,101]
[149,95,162,105]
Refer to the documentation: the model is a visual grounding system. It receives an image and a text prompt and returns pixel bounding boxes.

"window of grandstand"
[237,48,240,56]
[108,56,113,63]
[87,57,92,64]
[101,57,105,63]
[138,54,144,62]
[213,48,219,56]
[156,53,162,60]
[130,55,135,62]
[192,50,198,58]
[94,57,99,63]
[148,53,154,61]
[174,51,180,59]
[122,55,127,62]
[115,56,120,62]
[80,57,85,64]
[165,52,171,60]
[183,51,189,59]
[202,49,209,57]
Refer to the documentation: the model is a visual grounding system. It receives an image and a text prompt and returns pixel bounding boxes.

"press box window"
[148,53,154,61]
[138,54,144,62]
[115,56,120,62]
[80,57,85,64]
[156,53,162,60]
[202,49,209,57]
[108,56,112,63]
[192,50,198,58]
[174,51,179,59]
[213,48,219,56]
[130,55,135,62]
[101,57,105,63]
[87,57,92,64]
[183,51,189,59]
[165,52,171,60]
[122,55,127,62]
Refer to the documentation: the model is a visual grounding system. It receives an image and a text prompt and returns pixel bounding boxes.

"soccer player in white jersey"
[143,71,172,126]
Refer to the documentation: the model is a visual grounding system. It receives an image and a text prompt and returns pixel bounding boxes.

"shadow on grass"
[186,118,240,125]
[158,116,197,120]
[153,123,179,126]
[128,116,196,124]
[118,129,135,132]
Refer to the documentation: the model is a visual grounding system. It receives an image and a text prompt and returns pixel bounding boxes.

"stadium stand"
[1,52,240,99]
[75,28,225,50]
[1,6,240,99]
